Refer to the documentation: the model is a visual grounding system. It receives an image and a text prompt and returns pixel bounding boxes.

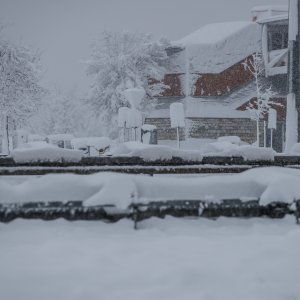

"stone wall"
[146,117,284,151]
[145,118,185,141]
[186,118,260,144]
[145,117,264,145]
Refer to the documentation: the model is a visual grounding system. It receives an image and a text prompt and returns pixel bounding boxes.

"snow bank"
[1,167,300,208]
[12,147,82,163]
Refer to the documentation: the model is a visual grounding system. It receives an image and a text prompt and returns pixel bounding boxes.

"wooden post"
[270,128,273,149]
[263,121,267,147]
[6,115,9,154]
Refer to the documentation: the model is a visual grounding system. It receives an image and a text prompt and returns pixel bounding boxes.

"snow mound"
[12,147,82,163]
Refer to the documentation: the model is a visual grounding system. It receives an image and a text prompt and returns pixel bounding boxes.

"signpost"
[268,108,277,149]
[170,103,185,149]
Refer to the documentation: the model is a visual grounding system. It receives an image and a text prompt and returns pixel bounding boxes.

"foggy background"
[0,0,288,94]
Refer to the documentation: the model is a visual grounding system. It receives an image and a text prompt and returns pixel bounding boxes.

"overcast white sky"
[0,0,288,95]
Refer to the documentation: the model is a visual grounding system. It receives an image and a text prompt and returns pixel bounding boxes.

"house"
[145,5,289,152]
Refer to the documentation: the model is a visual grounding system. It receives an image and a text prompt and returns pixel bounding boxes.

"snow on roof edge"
[173,21,256,46]
[256,14,288,24]
[251,5,288,13]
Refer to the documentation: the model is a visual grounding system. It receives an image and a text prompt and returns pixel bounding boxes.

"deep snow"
[0,217,299,300]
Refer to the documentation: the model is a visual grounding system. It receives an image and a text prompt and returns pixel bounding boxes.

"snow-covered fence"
[2,154,300,176]
[0,198,298,227]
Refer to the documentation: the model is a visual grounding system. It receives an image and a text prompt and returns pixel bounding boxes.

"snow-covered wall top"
[149,81,257,119]
[172,22,261,74]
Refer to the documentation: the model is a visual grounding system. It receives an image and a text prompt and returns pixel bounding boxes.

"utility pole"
[286,0,300,150]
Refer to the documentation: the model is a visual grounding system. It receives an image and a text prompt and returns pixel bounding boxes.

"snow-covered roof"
[149,81,257,119]
[172,22,261,74]
[251,5,288,23]
[256,14,288,24]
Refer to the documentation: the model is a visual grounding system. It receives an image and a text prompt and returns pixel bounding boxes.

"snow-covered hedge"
[1,167,300,208]
[108,141,275,161]
[12,147,82,163]
[108,142,203,161]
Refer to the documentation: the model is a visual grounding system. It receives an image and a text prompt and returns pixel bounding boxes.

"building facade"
[145,6,289,152]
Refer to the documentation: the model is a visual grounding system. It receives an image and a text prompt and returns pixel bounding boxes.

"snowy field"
[0,217,299,300]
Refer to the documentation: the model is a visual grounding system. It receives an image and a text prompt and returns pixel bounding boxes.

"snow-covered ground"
[0,217,299,300]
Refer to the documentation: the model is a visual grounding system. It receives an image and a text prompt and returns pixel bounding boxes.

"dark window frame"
[268,24,288,51]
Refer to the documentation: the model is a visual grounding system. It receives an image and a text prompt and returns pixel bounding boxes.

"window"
[268,25,288,51]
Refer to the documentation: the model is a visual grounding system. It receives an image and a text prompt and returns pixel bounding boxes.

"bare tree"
[243,53,277,147]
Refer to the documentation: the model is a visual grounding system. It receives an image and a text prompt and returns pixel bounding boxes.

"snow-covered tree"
[86,31,170,137]
[29,87,88,136]
[0,28,44,127]
[243,53,276,146]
